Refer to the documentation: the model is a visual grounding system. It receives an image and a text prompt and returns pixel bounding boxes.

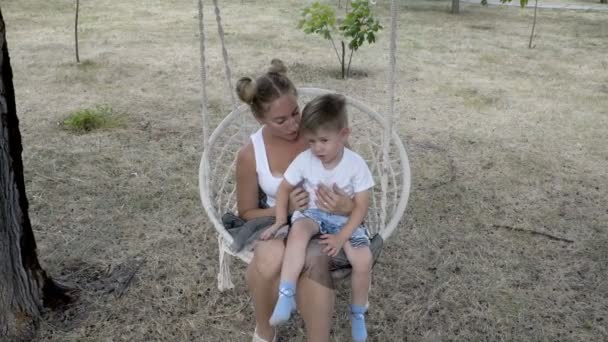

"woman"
[235,59,354,342]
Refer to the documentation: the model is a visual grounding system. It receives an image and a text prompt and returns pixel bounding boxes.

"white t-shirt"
[283,148,374,209]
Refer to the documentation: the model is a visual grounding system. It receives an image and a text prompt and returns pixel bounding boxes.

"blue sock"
[351,304,368,342]
[269,281,296,326]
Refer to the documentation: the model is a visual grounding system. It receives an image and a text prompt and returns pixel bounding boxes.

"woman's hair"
[236,59,297,118]
[300,93,348,134]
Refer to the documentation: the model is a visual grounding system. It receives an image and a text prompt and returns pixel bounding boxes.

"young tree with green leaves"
[298,0,382,79]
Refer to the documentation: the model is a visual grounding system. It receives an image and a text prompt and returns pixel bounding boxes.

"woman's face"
[262,94,301,141]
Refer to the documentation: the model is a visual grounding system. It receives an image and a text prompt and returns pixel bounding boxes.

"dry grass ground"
[2,0,607,340]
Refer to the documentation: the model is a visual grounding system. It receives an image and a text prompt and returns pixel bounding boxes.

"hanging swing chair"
[197,0,410,291]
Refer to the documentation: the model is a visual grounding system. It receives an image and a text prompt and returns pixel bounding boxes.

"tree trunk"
[528,0,538,48]
[0,8,73,341]
[601,0,606,4]
[341,41,345,79]
[74,0,80,63]
[451,0,460,14]
[346,47,354,78]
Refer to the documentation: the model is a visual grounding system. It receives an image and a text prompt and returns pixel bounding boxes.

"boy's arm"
[274,180,295,225]
[260,180,295,240]
[336,190,371,243]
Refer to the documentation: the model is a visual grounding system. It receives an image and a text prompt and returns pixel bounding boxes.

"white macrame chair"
[197,0,410,291]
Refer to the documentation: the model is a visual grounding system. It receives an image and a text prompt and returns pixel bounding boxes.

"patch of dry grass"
[2,0,607,340]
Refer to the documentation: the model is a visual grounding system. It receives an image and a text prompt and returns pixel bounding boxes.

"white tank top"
[251,127,282,207]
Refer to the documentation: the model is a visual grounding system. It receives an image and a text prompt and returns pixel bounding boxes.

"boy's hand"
[319,233,348,257]
[260,223,286,240]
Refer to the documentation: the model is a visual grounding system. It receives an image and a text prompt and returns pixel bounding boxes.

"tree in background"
[298,0,382,79]
[75,0,80,63]
[452,0,460,14]
[0,7,74,340]
[482,0,539,48]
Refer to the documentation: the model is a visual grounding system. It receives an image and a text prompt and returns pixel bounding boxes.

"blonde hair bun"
[268,59,287,75]
[236,77,256,103]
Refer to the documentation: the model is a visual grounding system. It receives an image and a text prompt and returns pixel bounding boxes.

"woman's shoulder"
[237,140,255,168]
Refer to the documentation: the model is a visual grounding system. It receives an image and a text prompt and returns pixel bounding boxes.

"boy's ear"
[340,127,351,138]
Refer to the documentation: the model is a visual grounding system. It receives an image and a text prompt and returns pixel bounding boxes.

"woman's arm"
[314,183,355,216]
[236,144,275,220]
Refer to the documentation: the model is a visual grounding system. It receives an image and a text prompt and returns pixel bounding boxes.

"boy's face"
[306,127,350,166]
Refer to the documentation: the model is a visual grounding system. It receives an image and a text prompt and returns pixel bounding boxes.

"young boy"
[260,93,374,342]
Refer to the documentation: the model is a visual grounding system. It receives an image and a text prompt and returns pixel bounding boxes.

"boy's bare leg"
[343,243,372,306]
[269,219,318,326]
[280,219,319,283]
[343,242,373,342]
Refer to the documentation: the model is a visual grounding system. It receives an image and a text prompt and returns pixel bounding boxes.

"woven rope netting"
[197,0,409,290]
[199,88,410,263]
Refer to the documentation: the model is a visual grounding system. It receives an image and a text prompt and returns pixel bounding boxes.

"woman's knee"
[303,246,331,272]
[251,239,285,279]
[300,241,336,289]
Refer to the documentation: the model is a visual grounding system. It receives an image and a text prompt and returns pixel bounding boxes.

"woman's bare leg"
[296,240,336,342]
[246,239,285,341]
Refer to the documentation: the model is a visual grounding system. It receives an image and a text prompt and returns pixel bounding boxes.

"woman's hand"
[288,186,309,213]
[315,184,354,215]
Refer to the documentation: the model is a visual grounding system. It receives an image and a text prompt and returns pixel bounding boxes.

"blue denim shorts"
[291,208,370,247]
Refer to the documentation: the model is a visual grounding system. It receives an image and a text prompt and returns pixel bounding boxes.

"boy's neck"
[321,147,345,170]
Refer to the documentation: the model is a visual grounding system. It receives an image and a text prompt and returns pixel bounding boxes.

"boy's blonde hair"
[300,94,348,134]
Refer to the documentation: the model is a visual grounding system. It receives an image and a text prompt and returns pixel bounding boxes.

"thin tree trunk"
[328,35,342,72]
[346,47,354,78]
[75,0,80,63]
[451,0,460,14]
[0,8,74,341]
[528,0,538,48]
[341,41,346,79]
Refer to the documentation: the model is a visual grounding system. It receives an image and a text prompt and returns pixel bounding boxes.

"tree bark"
[451,0,460,14]
[74,0,80,63]
[0,7,73,341]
